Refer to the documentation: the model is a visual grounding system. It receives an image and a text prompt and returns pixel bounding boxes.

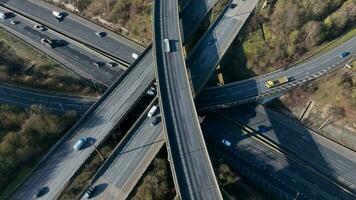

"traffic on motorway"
[1,0,355,200]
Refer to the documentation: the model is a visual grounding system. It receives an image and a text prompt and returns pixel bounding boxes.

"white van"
[147,105,158,118]
[73,138,87,150]
[163,39,170,52]
[131,53,138,59]
[52,11,63,20]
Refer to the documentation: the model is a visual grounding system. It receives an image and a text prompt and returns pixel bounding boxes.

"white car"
[147,89,155,96]
[131,53,139,59]
[73,138,87,150]
[221,139,231,147]
[147,105,158,118]
[34,24,45,31]
[10,20,20,25]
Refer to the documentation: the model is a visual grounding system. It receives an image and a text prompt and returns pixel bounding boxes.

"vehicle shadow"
[90,183,108,198]
[81,137,97,150]
[190,3,346,198]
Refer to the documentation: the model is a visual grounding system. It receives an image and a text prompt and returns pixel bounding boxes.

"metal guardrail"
[8,44,153,199]
[0,3,131,67]
[198,57,354,111]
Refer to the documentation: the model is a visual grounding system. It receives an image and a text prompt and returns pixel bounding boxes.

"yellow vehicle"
[266,77,289,88]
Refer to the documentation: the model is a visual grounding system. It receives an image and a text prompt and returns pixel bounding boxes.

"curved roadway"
[198,37,356,109]
[153,0,222,199]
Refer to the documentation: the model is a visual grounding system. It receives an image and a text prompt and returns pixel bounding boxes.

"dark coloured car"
[95,31,107,37]
[340,52,349,58]
[34,187,49,198]
[150,117,160,126]
[257,125,269,133]
[230,3,237,8]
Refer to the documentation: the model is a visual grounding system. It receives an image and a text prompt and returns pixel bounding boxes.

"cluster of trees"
[0,105,77,191]
[55,0,152,45]
[243,0,355,75]
[133,157,175,200]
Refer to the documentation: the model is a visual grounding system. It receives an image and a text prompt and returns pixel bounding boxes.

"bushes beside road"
[224,0,355,78]
[0,104,78,197]
[0,29,99,96]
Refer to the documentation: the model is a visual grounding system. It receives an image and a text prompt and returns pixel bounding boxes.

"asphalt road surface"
[0,82,94,113]
[153,0,222,199]
[0,6,125,86]
[0,0,144,65]
[86,101,164,200]
[9,47,155,200]
[221,105,356,193]
[75,1,233,198]
[187,0,259,94]
[7,1,218,197]
[198,37,356,109]
[202,113,356,200]
[180,0,219,41]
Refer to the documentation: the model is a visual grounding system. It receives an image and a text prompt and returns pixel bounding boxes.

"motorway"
[180,0,219,41]
[4,0,354,199]
[0,0,144,65]
[153,0,221,199]
[9,0,218,198]
[0,82,94,113]
[75,1,243,199]
[0,36,353,111]
[86,100,165,200]
[198,37,356,110]
[187,0,259,94]
[10,46,155,200]
[0,6,125,86]
[221,105,356,192]
[202,113,356,200]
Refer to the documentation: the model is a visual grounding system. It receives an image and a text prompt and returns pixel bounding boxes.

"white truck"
[147,105,158,118]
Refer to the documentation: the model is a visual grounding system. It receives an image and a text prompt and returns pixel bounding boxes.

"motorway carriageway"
[9,0,220,198]
[153,0,224,198]
[4,0,354,198]
[202,112,355,200]
[198,37,356,109]
[0,6,126,86]
[0,0,144,65]
[0,37,354,113]
[221,105,356,192]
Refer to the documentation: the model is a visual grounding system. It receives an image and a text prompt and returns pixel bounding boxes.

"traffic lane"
[155,0,221,198]
[197,37,356,107]
[202,118,318,200]
[89,113,164,200]
[221,105,356,191]
[188,0,259,93]
[0,11,124,85]
[202,115,355,200]
[10,49,154,200]
[1,0,143,64]
[197,55,351,107]
[180,0,218,41]
[0,83,94,112]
